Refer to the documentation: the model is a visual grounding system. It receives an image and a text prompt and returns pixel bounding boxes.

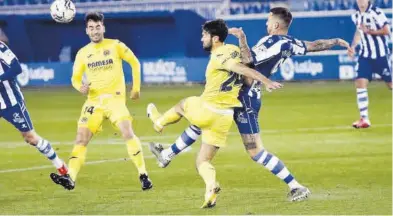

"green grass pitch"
[0,82,391,214]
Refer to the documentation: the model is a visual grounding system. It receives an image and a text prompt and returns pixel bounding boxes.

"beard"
[91,34,103,43]
[203,40,213,51]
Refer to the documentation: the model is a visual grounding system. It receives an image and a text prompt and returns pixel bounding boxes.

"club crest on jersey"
[103,50,110,56]
[236,111,248,124]
[231,51,240,59]
[80,117,88,123]
[12,113,25,123]
[382,68,390,76]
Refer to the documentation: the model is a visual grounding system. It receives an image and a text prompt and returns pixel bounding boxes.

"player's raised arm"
[117,41,141,100]
[228,27,255,87]
[304,38,353,53]
[71,51,88,94]
[228,27,253,66]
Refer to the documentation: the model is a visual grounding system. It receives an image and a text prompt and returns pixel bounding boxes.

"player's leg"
[196,142,220,208]
[1,102,68,175]
[148,96,207,167]
[51,101,103,190]
[22,130,67,175]
[198,111,232,208]
[374,56,392,90]
[242,133,310,201]
[117,119,152,190]
[146,98,187,133]
[235,104,310,201]
[353,57,372,128]
[149,125,201,168]
[50,127,93,190]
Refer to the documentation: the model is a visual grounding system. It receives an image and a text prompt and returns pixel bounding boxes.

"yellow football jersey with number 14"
[201,44,243,108]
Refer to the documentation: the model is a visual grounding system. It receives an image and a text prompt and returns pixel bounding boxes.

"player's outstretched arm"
[228,27,253,65]
[229,62,282,92]
[304,38,352,53]
[117,41,141,100]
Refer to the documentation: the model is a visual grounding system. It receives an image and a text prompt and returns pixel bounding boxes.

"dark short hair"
[85,12,104,25]
[270,7,293,27]
[202,19,228,42]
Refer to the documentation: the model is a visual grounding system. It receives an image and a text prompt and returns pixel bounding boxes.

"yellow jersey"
[201,44,242,108]
[72,38,140,100]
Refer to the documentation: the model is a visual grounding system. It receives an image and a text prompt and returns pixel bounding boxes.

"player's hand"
[79,83,90,95]
[265,81,283,92]
[228,27,246,39]
[348,46,356,59]
[130,90,140,100]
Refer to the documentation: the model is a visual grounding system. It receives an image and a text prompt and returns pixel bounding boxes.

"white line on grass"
[0,158,135,174]
[0,143,193,174]
[0,123,390,174]
[0,123,391,148]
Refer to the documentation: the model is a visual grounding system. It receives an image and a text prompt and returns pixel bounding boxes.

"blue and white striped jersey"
[0,41,24,110]
[351,4,390,59]
[243,35,307,98]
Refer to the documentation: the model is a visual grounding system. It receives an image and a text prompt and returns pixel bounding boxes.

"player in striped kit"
[350,0,391,128]
[149,7,353,202]
[0,41,68,176]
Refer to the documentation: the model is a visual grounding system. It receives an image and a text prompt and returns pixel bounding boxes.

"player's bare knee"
[21,131,40,146]
[121,129,134,140]
[75,128,91,146]
[355,79,368,88]
[117,120,135,140]
[241,133,264,158]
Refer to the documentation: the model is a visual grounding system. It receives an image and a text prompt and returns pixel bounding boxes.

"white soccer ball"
[50,0,76,23]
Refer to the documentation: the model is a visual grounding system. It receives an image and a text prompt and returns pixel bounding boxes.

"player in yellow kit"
[50,12,152,191]
[147,19,282,208]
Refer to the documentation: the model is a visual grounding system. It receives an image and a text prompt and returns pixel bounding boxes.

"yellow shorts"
[78,96,132,134]
[183,96,233,147]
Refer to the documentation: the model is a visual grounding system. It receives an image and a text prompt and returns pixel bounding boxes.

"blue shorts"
[356,56,392,82]
[234,94,261,134]
[0,101,34,132]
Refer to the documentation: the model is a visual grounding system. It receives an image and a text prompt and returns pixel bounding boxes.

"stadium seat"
[27,0,39,5]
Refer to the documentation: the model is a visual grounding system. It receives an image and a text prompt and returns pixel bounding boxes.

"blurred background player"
[50,12,152,191]
[149,7,353,202]
[147,19,282,208]
[349,0,391,128]
[0,40,68,177]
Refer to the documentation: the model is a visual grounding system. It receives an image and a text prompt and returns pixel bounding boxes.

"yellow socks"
[68,145,87,181]
[198,161,216,190]
[127,136,147,175]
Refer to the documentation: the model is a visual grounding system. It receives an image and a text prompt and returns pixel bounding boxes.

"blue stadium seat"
[40,0,51,4]
[27,0,39,5]
[230,6,242,15]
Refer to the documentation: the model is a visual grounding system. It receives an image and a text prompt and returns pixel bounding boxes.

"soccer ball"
[50,0,76,23]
